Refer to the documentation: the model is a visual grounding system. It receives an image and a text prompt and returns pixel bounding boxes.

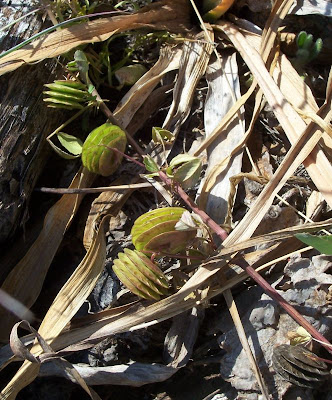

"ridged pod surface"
[43,80,88,109]
[113,249,169,300]
[131,207,197,254]
[81,123,127,176]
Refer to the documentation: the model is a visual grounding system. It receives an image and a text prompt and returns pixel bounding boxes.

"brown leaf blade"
[1,216,108,399]
[0,168,95,343]
[0,1,191,76]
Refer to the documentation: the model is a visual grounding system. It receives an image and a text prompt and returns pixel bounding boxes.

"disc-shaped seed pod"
[113,249,169,300]
[131,207,197,254]
[81,123,127,176]
[272,344,329,388]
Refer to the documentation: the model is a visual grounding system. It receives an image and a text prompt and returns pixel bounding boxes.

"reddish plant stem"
[94,92,145,158]
[233,258,332,356]
[311,355,332,365]
[106,146,145,168]
[157,170,332,356]
[158,171,229,241]
[98,148,332,354]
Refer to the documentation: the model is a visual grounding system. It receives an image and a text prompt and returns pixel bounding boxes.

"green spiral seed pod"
[81,123,127,176]
[43,80,89,109]
[131,207,197,254]
[113,249,169,300]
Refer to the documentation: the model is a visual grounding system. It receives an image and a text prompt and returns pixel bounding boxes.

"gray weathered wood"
[0,1,64,245]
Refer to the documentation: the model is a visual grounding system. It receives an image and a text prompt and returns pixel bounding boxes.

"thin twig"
[36,182,159,194]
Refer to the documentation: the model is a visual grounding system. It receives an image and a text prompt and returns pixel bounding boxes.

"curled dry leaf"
[1,216,108,399]
[197,53,245,225]
[163,28,214,134]
[0,0,191,76]
[39,361,177,387]
[9,321,102,400]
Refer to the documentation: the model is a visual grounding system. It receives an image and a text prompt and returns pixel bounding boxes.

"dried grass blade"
[206,218,332,262]
[224,112,331,245]
[215,22,332,208]
[241,26,332,158]
[0,216,108,399]
[193,0,293,160]
[0,0,190,76]
[197,52,245,224]
[222,290,269,399]
[260,0,295,61]
[114,46,181,128]
[0,168,94,343]
[163,29,214,133]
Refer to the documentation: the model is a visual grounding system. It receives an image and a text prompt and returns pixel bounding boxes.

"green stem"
[46,106,89,142]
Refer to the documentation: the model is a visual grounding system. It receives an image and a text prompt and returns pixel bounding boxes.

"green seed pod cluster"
[81,123,127,176]
[113,249,169,300]
[131,207,197,255]
[296,31,323,66]
[43,80,89,109]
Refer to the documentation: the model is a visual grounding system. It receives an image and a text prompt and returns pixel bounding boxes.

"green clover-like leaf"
[295,233,332,255]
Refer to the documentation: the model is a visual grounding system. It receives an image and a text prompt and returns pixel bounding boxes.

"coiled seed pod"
[81,123,127,176]
[131,207,197,255]
[43,80,89,109]
[113,249,169,300]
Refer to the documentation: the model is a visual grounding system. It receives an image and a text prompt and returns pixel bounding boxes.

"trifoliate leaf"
[57,132,83,156]
[295,233,332,255]
[152,127,174,144]
[48,139,80,160]
[143,155,159,173]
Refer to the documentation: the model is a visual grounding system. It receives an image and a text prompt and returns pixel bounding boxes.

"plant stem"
[233,257,332,355]
[158,170,229,241]
[156,172,332,355]
[46,106,89,141]
[36,182,157,194]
